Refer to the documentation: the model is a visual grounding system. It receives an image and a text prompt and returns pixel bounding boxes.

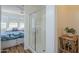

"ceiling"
[1,5,24,21]
[1,5,45,15]
[24,5,45,14]
[1,5,24,15]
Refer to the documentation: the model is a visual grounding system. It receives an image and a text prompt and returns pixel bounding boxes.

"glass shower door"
[29,13,36,51]
[29,10,45,52]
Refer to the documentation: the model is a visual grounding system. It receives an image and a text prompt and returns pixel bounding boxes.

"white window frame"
[8,22,18,29]
[1,22,7,31]
[19,23,24,30]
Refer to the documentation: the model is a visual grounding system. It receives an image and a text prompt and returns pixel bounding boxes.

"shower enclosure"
[29,9,46,53]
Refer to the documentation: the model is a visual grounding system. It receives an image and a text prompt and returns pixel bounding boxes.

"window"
[19,23,24,30]
[8,23,18,29]
[1,22,6,30]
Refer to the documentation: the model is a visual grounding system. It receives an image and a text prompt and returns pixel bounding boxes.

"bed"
[1,28,24,49]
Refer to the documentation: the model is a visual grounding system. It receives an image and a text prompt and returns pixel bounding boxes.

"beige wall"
[56,5,79,36]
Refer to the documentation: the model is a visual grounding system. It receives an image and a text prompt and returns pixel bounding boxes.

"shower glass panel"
[29,9,46,53]
[29,13,36,51]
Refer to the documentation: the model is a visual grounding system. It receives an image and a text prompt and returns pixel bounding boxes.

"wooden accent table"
[59,34,78,53]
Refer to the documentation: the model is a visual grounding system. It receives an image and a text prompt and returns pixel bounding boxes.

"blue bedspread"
[0,31,24,41]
